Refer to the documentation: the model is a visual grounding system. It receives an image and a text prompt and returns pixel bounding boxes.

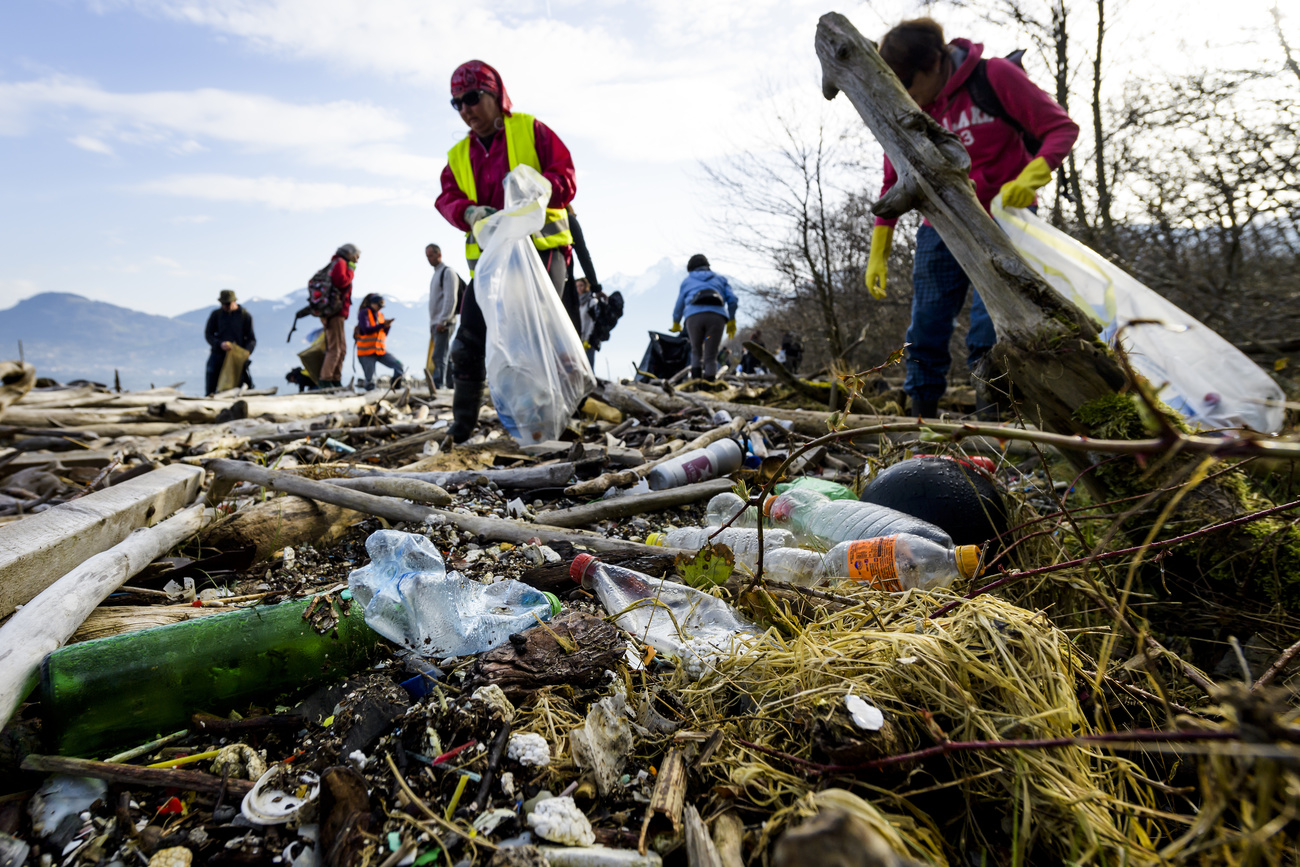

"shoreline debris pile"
[1,364,1298,866]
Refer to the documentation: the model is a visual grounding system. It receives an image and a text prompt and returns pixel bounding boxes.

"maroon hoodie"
[875,38,1079,228]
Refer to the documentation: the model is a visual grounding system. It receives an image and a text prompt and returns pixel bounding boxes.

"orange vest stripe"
[356,309,386,356]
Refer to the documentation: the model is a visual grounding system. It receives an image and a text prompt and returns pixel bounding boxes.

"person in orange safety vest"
[354,293,405,391]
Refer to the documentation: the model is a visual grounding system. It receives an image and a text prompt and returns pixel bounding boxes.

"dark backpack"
[691,287,726,307]
[306,262,344,318]
[589,290,624,347]
[965,50,1043,155]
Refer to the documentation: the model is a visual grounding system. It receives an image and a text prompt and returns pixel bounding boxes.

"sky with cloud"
[1,0,1295,322]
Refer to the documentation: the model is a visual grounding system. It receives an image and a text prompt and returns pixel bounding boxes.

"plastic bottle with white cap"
[645,438,744,491]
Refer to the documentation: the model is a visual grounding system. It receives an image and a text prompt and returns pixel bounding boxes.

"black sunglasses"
[451,90,491,111]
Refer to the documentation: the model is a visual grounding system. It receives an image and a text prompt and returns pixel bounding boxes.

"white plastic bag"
[991,196,1284,432]
[473,165,595,444]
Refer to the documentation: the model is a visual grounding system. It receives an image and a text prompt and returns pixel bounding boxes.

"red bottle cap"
[570,553,597,584]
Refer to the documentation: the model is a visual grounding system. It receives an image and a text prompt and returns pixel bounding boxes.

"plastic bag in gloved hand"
[991,195,1284,433]
[473,165,596,443]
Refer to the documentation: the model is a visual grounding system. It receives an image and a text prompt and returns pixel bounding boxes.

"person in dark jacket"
[671,254,739,381]
[204,289,256,395]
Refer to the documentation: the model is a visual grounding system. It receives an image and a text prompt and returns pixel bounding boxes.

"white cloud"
[69,134,114,155]
[0,75,407,154]
[171,214,212,224]
[104,0,837,162]
[134,173,436,211]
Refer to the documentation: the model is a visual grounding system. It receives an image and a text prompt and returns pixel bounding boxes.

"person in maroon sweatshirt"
[435,60,577,443]
[864,18,1079,418]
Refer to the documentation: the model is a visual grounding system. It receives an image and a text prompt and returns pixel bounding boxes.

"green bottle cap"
[542,592,562,617]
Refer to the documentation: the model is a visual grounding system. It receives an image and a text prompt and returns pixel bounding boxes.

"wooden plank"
[0,464,204,617]
[0,450,116,478]
[0,504,210,729]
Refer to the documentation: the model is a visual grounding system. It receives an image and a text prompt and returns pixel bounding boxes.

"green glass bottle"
[40,595,382,757]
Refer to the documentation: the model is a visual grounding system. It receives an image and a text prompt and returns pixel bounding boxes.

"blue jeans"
[428,327,452,388]
[904,224,996,404]
[359,352,404,390]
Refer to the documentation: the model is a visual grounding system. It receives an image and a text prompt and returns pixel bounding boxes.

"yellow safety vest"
[447,112,573,276]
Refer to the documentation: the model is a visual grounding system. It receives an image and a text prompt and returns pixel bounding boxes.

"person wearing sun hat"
[204,289,256,395]
[435,59,578,443]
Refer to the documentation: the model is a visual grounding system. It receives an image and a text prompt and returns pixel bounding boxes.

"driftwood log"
[742,342,881,415]
[465,611,626,700]
[21,754,255,797]
[0,362,36,422]
[322,476,452,506]
[342,462,579,491]
[542,478,735,528]
[814,14,1126,449]
[0,503,210,728]
[202,495,365,561]
[566,418,745,498]
[208,460,676,557]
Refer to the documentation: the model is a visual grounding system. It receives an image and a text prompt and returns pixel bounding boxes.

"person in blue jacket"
[671,254,738,381]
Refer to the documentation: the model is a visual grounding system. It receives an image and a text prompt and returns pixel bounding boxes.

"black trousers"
[450,248,568,383]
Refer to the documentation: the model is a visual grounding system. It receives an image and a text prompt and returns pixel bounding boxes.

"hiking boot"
[449,379,486,444]
[911,396,939,419]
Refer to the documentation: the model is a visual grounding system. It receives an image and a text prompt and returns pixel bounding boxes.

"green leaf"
[675,544,736,588]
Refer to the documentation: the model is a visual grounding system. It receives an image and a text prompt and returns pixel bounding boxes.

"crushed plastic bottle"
[570,554,758,667]
[349,530,560,657]
[763,487,952,551]
[645,525,795,564]
[818,534,981,590]
[645,438,744,490]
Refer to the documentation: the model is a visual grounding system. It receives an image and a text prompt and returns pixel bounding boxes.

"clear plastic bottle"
[349,530,559,657]
[737,546,829,588]
[646,439,744,491]
[645,526,795,561]
[818,535,981,590]
[705,492,763,529]
[764,487,952,551]
[569,554,757,659]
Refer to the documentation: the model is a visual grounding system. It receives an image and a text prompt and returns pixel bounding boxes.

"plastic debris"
[241,765,320,826]
[845,694,885,731]
[570,693,635,796]
[348,530,559,657]
[507,732,551,767]
[527,796,595,846]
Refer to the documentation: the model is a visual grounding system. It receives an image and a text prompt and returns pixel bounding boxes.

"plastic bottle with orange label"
[818,534,981,590]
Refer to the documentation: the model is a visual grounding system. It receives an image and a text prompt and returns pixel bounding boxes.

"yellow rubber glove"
[726,320,737,340]
[864,225,893,300]
[1000,156,1053,209]
[670,322,682,333]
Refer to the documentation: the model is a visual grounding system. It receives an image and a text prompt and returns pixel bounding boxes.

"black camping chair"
[636,331,692,382]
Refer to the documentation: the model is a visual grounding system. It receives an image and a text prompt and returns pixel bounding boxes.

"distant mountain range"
[0,258,693,393]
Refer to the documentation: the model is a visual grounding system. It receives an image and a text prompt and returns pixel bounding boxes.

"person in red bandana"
[435,60,578,443]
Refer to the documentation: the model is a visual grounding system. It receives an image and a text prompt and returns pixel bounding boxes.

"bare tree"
[701,102,891,363]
